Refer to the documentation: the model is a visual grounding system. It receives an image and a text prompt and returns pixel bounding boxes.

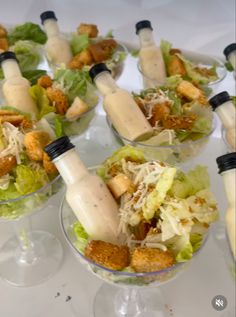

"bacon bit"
[194,197,206,205]
[203,223,210,228]
[180,219,189,225]
[189,206,193,213]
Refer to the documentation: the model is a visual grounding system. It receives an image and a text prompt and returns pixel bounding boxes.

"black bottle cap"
[216,152,236,174]
[208,91,231,111]
[135,20,153,34]
[44,136,75,161]
[40,11,57,24]
[0,51,18,65]
[89,63,111,82]
[223,43,236,60]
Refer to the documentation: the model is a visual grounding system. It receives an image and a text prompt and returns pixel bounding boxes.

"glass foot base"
[0,230,63,287]
[94,283,168,317]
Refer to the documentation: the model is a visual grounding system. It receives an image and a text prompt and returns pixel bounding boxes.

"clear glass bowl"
[106,116,216,165]
[137,50,227,89]
[0,175,64,286]
[60,194,208,317]
[46,37,127,81]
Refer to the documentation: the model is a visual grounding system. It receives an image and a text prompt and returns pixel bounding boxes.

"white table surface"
[0,1,235,316]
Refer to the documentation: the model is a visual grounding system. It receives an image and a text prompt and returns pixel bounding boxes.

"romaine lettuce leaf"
[160,39,172,67]
[73,221,89,252]
[30,84,55,119]
[70,34,90,55]
[177,54,218,85]
[143,167,177,220]
[11,40,41,71]
[15,165,49,195]
[190,233,203,252]
[8,22,47,45]
[186,189,219,224]
[97,145,145,180]
[22,69,47,85]
[169,165,210,199]
[54,68,98,106]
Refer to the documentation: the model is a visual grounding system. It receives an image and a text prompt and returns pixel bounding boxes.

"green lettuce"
[8,22,47,45]
[22,69,47,85]
[169,165,210,199]
[30,84,55,119]
[97,145,145,180]
[73,221,89,252]
[54,116,64,138]
[70,34,90,55]
[12,40,41,71]
[177,54,218,85]
[15,165,49,195]
[190,233,203,252]
[53,68,98,106]
[143,167,177,220]
[160,39,172,67]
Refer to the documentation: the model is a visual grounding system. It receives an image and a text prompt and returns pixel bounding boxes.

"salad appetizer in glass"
[134,20,226,88]
[40,11,127,79]
[0,22,47,83]
[60,146,218,316]
[0,114,63,286]
[108,76,215,163]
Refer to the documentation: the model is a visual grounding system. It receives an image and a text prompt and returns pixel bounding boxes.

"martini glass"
[0,175,64,287]
[60,195,208,317]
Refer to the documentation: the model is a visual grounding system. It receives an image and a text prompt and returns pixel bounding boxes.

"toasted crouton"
[68,49,93,69]
[43,152,58,175]
[88,39,117,62]
[177,80,202,101]
[46,87,69,115]
[85,240,130,270]
[65,97,89,121]
[107,173,133,199]
[149,102,171,126]
[131,247,174,273]
[161,114,196,130]
[24,131,51,161]
[37,75,53,89]
[0,38,8,51]
[77,23,99,38]
[0,114,25,126]
[0,155,17,177]
[0,24,7,38]
[167,55,186,77]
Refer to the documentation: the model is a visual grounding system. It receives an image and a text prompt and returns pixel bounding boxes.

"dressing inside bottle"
[209,91,236,151]
[224,43,236,70]
[216,152,236,260]
[136,20,166,88]
[40,11,72,66]
[0,51,38,118]
[45,136,121,244]
[89,63,153,141]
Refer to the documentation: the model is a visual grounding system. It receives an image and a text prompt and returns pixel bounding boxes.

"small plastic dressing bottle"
[45,136,120,244]
[40,11,72,66]
[216,152,236,260]
[0,51,38,118]
[89,63,153,141]
[209,91,236,151]
[135,20,166,88]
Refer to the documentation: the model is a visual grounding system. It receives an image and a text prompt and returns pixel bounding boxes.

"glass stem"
[13,217,38,265]
[115,287,145,316]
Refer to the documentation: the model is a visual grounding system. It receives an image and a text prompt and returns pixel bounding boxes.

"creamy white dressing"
[1,60,38,118]
[216,100,236,150]
[138,28,166,88]
[53,149,121,244]
[94,72,153,141]
[222,169,236,259]
[43,19,72,66]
